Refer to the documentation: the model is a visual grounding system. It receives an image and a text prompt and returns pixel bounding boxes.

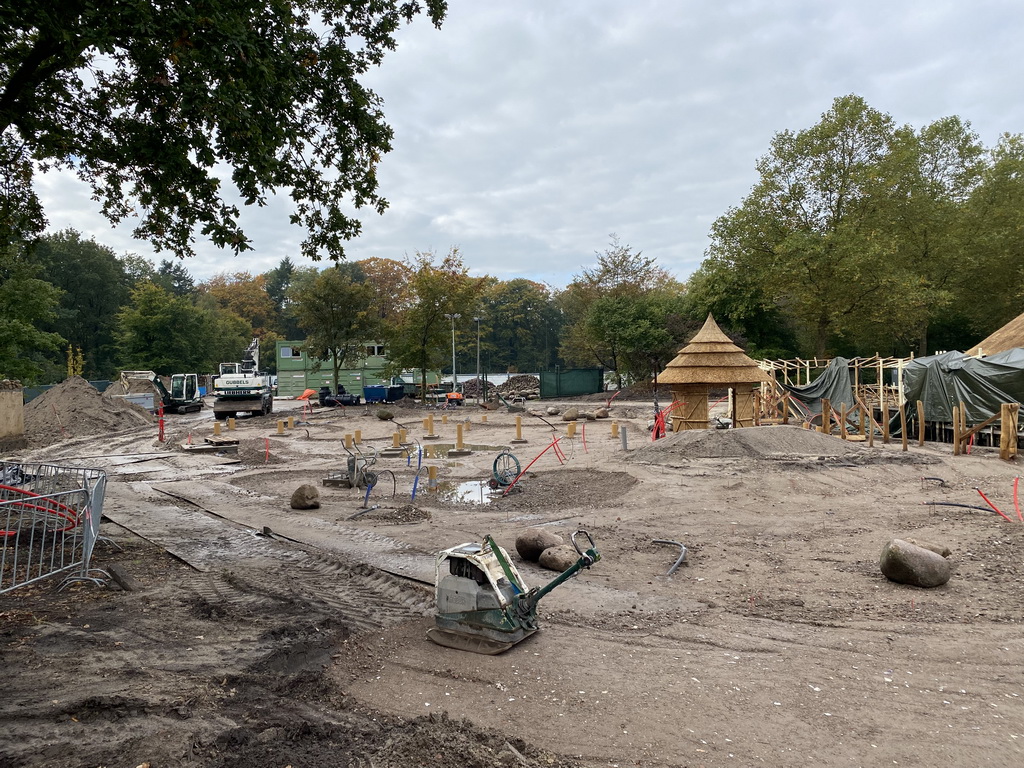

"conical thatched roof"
[966,313,1024,357]
[658,314,771,385]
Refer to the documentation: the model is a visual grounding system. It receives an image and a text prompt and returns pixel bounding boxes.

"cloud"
[35,0,1024,287]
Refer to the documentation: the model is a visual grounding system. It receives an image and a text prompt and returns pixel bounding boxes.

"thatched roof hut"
[659,315,770,430]
[967,313,1024,357]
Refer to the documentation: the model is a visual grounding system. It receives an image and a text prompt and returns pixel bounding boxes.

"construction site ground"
[3,393,1024,767]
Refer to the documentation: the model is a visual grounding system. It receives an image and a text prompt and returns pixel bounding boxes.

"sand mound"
[628,424,865,462]
[25,376,153,446]
[103,376,163,399]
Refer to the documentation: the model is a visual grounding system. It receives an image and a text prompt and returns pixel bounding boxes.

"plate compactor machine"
[427,530,600,654]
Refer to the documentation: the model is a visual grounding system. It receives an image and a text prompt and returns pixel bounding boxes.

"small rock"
[880,539,951,587]
[538,544,579,572]
[290,483,321,510]
[561,407,579,422]
[515,528,564,562]
[546,406,560,416]
[595,407,610,419]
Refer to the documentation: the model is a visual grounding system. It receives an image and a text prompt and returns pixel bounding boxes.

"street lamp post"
[473,315,483,404]
[444,313,461,392]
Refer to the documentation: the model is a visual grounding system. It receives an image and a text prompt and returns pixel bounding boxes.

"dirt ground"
[3,394,1024,767]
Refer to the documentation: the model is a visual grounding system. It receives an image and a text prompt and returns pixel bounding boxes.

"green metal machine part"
[427,530,600,654]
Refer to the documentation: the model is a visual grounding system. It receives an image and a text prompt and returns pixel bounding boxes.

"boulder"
[290,483,321,510]
[538,544,579,572]
[561,406,579,422]
[907,538,953,558]
[879,539,951,588]
[595,407,610,419]
[580,411,597,421]
[546,406,560,416]
[515,528,564,562]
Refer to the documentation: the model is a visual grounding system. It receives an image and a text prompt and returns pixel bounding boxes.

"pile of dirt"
[628,423,868,462]
[361,504,431,524]
[24,376,153,446]
[102,376,162,399]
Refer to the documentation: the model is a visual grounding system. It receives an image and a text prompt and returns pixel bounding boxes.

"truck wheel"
[266,397,274,415]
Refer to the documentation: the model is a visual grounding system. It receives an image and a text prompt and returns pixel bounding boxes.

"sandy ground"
[3,396,1024,767]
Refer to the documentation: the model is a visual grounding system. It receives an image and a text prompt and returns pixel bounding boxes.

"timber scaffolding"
[754,355,1021,459]
[757,355,908,413]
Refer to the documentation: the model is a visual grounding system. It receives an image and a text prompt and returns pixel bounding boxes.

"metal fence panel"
[539,368,604,398]
[1,461,107,594]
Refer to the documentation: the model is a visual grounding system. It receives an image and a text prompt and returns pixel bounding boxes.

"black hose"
[922,501,992,513]
[921,476,947,486]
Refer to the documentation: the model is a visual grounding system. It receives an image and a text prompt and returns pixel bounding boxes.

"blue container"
[363,385,387,403]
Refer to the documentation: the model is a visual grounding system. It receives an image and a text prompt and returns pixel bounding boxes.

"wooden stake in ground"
[899,401,908,452]
[953,405,961,456]
[1000,403,1020,461]
[917,400,925,446]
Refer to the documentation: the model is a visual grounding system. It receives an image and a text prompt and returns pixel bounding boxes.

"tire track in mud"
[105,482,434,639]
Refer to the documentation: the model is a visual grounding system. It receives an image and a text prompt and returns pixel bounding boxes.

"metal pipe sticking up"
[653,539,687,575]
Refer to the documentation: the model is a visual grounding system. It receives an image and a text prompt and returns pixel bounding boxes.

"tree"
[200,272,276,336]
[0,244,64,382]
[30,229,138,378]
[385,249,484,394]
[558,236,685,387]
[707,96,900,357]
[1,1,446,260]
[482,279,559,373]
[154,259,196,297]
[116,281,241,372]
[357,257,414,323]
[292,264,376,394]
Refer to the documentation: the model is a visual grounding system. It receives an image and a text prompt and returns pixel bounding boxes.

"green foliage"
[29,229,139,378]
[154,259,196,297]
[1,0,446,260]
[0,244,64,382]
[384,248,485,393]
[480,279,560,373]
[292,263,377,393]
[116,281,247,373]
[703,95,1006,358]
[558,236,685,386]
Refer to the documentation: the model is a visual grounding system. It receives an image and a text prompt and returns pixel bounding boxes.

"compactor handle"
[571,530,598,566]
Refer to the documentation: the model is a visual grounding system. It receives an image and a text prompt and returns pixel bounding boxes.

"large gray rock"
[538,544,579,572]
[561,406,579,422]
[880,539,951,588]
[595,407,610,419]
[290,483,321,510]
[515,528,564,562]
[546,406,560,416]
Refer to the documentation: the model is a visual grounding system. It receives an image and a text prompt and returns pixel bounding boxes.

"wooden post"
[442,414,448,424]
[821,398,832,435]
[456,423,465,450]
[288,415,294,429]
[998,403,1019,461]
[781,394,789,425]
[354,429,362,444]
[838,403,848,440]
[481,414,487,423]
[953,406,961,455]
[213,421,221,436]
[399,428,408,444]
[511,414,526,444]
[858,405,865,436]
[276,420,284,435]
[227,417,236,431]
[899,402,908,452]
[391,432,401,448]
[960,400,968,454]
[345,433,353,449]
[422,417,429,430]
[427,465,438,490]
[611,421,619,438]
[917,400,926,446]
[567,421,577,437]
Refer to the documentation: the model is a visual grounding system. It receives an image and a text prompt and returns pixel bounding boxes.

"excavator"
[119,371,204,414]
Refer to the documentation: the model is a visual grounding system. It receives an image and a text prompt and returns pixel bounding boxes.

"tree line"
[4,96,1023,389]
[0,231,693,390]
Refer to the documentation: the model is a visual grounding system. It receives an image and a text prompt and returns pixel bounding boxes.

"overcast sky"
[35,0,1024,288]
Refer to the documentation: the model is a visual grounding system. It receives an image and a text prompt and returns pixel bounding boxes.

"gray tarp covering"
[779,356,856,416]
[902,350,1024,423]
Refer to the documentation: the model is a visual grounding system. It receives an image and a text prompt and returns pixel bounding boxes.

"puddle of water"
[422,443,508,459]
[435,479,501,504]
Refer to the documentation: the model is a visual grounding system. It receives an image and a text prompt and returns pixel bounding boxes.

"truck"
[212,338,274,419]
[119,371,204,414]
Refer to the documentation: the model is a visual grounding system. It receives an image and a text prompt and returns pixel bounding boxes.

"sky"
[35,0,1024,288]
